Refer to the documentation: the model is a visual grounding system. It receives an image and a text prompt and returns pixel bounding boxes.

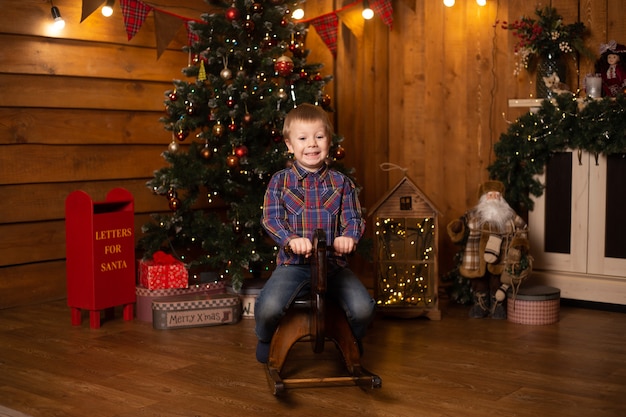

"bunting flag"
[186,21,200,47]
[371,0,393,29]
[81,0,105,23]
[337,7,365,41]
[120,0,153,41]
[310,13,339,57]
[154,10,184,58]
[82,0,391,59]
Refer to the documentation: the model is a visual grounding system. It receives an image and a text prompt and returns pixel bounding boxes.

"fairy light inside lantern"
[369,174,442,320]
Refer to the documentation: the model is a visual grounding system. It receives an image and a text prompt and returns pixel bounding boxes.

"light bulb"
[443,0,455,7]
[51,6,65,30]
[476,0,487,5]
[292,8,304,20]
[362,7,374,20]
[102,0,115,17]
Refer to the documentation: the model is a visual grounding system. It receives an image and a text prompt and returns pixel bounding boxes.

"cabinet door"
[587,153,626,276]
[529,150,589,273]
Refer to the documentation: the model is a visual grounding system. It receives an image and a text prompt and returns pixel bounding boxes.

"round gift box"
[507,285,560,325]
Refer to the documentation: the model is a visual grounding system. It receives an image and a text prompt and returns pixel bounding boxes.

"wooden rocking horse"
[264,229,382,396]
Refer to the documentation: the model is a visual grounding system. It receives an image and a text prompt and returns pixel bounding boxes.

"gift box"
[152,293,241,330]
[135,281,226,322]
[139,251,188,290]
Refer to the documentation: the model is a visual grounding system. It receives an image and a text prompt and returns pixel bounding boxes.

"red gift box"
[139,251,188,290]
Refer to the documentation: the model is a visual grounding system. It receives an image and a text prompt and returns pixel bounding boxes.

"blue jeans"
[254,264,375,343]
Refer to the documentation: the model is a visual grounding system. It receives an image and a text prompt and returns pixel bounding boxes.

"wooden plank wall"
[0,0,623,308]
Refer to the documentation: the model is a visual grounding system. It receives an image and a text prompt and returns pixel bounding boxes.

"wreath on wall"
[487,93,626,212]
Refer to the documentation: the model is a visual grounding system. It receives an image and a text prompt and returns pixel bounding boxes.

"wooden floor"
[0,299,624,417]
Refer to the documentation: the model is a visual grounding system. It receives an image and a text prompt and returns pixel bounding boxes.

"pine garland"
[488,93,626,211]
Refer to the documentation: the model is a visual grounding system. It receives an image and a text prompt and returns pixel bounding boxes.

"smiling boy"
[254,103,375,363]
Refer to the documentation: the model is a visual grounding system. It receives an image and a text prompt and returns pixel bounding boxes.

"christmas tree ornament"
[274,55,294,77]
[276,88,288,100]
[167,188,177,199]
[197,61,207,82]
[168,140,180,153]
[228,119,238,132]
[226,154,239,167]
[322,94,331,107]
[212,122,225,137]
[225,5,240,21]
[200,145,213,160]
[220,67,232,80]
[235,145,248,158]
[226,96,235,108]
[185,101,196,115]
[299,69,308,79]
[270,127,282,142]
[175,129,189,141]
[251,3,263,14]
[168,197,180,211]
[334,145,346,160]
[168,90,178,101]
[243,15,255,32]
[243,111,253,125]
[232,218,242,234]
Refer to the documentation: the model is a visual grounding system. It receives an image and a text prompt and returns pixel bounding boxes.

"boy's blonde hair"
[282,103,334,139]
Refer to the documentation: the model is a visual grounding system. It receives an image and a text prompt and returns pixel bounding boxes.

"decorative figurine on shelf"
[595,40,626,97]
[542,72,570,96]
[447,181,530,319]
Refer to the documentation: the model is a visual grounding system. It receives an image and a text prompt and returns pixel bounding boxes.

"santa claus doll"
[447,181,530,319]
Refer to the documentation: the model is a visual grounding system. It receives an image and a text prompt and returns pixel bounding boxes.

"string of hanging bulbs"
[444,0,488,6]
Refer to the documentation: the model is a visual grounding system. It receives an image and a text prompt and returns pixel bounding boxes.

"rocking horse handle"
[310,229,327,353]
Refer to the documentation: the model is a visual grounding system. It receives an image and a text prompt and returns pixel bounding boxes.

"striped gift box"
[152,293,241,330]
[507,285,560,325]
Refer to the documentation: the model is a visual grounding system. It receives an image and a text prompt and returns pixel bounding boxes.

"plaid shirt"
[261,162,365,266]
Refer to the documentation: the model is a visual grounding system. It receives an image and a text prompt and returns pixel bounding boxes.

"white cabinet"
[529,150,626,304]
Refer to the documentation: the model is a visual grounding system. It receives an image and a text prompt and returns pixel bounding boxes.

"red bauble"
[168,197,180,211]
[234,145,248,158]
[225,7,240,21]
[243,18,255,32]
[243,112,253,125]
[251,3,263,13]
[226,154,239,167]
[176,129,189,141]
[168,91,178,101]
[274,55,294,77]
[228,121,238,132]
[334,146,346,160]
[226,97,235,108]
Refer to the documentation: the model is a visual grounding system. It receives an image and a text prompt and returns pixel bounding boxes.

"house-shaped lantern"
[369,175,441,320]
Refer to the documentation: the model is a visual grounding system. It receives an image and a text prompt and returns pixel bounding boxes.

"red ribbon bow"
[152,250,177,265]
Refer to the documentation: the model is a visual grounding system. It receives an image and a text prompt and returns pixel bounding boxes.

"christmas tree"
[139,0,351,291]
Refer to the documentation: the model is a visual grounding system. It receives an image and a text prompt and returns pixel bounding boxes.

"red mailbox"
[65,188,136,328]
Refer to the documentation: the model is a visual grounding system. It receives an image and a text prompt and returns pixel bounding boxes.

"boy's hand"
[288,237,313,258]
[333,236,356,255]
